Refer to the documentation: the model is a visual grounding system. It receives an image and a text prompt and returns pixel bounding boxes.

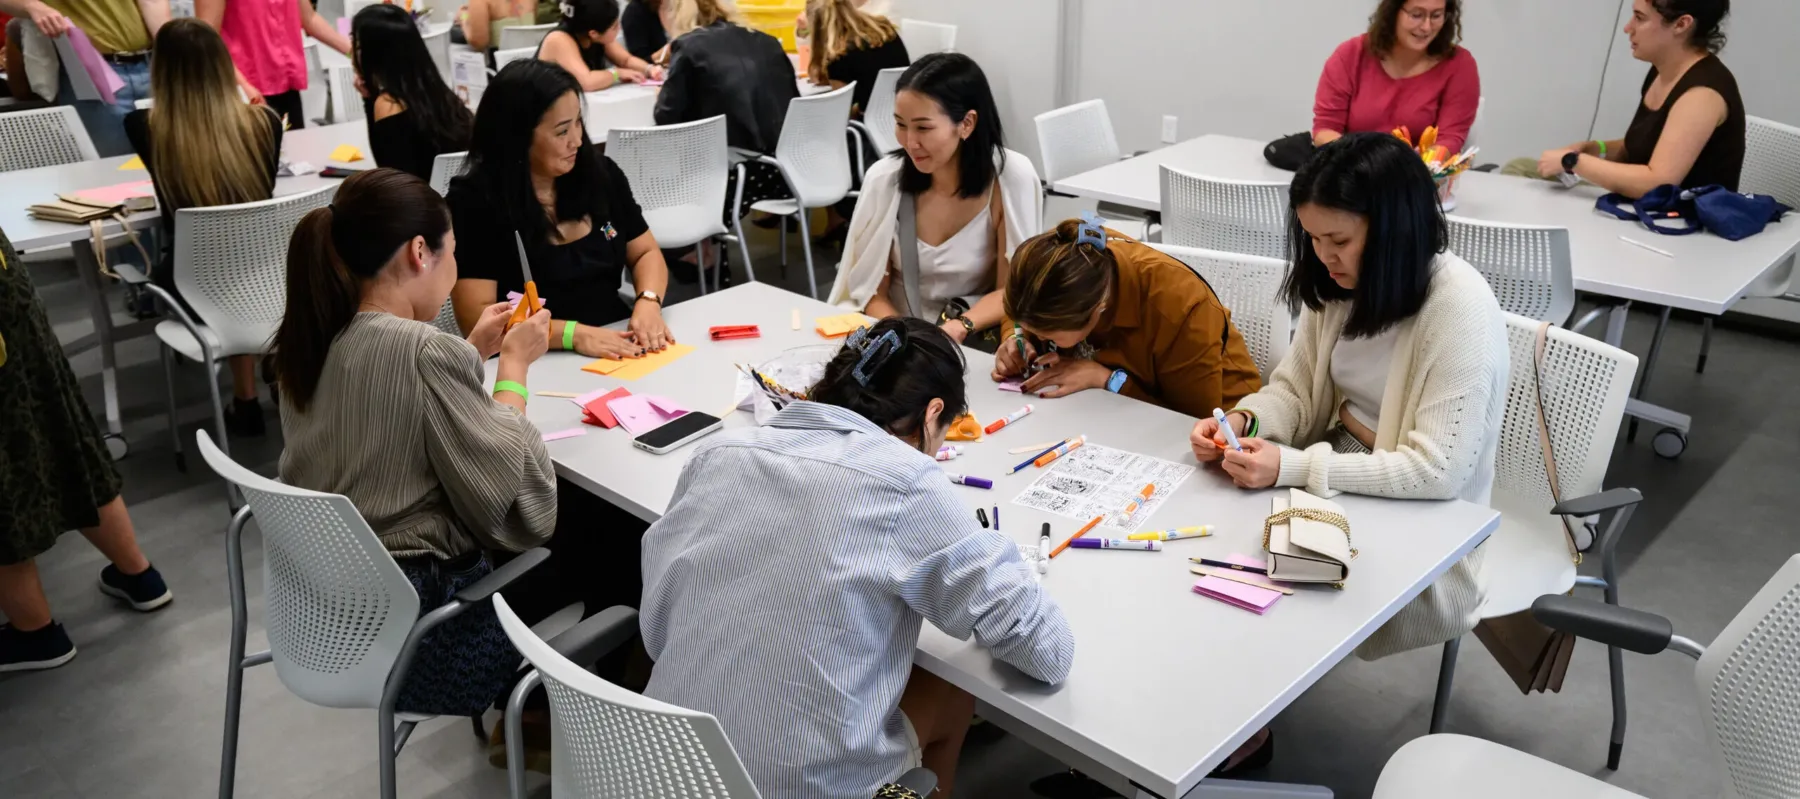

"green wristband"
[493,380,529,401]
[562,320,577,351]
[1595,140,1607,160]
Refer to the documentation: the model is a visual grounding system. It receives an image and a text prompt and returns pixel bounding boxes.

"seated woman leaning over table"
[826,53,1041,351]
[448,59,674,361]
[536,0,664,92]
[1526,0,1742,196]
[992,215,1262,419]
[1191,132,1507,660]
[1312,0,1480,153]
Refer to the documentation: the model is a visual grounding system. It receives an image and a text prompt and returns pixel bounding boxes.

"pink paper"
[337,17,351,37]
[72,179,154,206]
[541,427,587,442]
[1226,553,1269,570]
[67,28,124,103]
[581,388,632,428]
[571,388,611,407]
[1193,578,1281,614]
[606,394,689,436]
[505,291,549,310]
[998,378,1024,392]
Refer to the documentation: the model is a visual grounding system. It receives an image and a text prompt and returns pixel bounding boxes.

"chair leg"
[378,706,399,799]
[779,214,789,268]
[1626,305,1673,442]
[205,360,239,509]
[1603,549,1626,770]
[697,240,710,296]
[219,507,254,799]
[505,672,543,799]
[161,345,185,472]
[1429,636,1460,734]
[1696,316,1713,374]
[733,216,756,285]
[797,208,820,300]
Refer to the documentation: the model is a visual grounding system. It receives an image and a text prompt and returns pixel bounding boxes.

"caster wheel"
[104,433,129,461]
[1653,428,1687,459]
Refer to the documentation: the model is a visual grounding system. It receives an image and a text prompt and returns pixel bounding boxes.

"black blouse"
[363,98,456,181]
[622,0,666,63]
[447,155,650,326]
[1623,54,1746,192]
[819,35,908,117]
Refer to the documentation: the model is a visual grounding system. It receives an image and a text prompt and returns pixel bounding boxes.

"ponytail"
[810,317,968,439]
[274,168,452,413]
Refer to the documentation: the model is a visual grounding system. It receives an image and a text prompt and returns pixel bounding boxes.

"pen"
[1619,235,1675,258]
[1006,439,1068,475]
[976,508,989,528]
[1068,538,1162,552]
[1128,525,1212,542]
[1049,515,1103,559]
[1034,435,1087,468]
[984,404,1035,435]
[1214,408,1243,451]
[993,505,1000,531]
[945,473,993,490]
[1013,323,1033,376]
[1118,483,1156,519]
[1190,557,1269,576]
[1190,566,1293,595]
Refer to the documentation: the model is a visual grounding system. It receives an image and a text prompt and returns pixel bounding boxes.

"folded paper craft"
[607,394,690,436]
[815,313,873,338]
[580,388,632,428]
[581,343,695,380]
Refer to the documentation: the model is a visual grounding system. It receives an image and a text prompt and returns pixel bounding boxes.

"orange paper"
[815,313,874,338]
[580,343,696,380]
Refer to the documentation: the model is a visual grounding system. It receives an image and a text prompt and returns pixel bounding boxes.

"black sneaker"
[0,622,78,673]
[99,563,174,611]
[225,396,266,437]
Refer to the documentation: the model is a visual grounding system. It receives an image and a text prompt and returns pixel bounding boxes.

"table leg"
[1602,302,1692,454]
[1176,780,1334,798]
[70,239,128,460]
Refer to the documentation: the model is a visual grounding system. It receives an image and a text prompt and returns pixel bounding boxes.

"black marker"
[976,508,989,528]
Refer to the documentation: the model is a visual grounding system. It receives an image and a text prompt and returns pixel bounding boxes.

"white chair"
[898,19,956,58]
[609,116,733,293]
[493,46,538,71]
[498,22,556,51]
[328,64,363,123]
[301,40,329,126]
[1158,165,1289,259]
[1379,553,1800,798]
[344,0,380,21]
[0,105,97,172]
[1689,114,1800,373]
[1149,244,1291,380]
[494,595,939,799]
[1036,99,1154,240]
[848,66,907,162]
[423,151,472,334]
[422,24,453,87]
[198,430,552,799]
[1446,217,1575,325]
[1429,314,1643,766]
[747,83,857,300]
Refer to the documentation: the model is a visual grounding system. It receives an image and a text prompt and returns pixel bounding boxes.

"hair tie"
[557,0,574,17]
[1075,211,1108,250]
[846,327,903,387]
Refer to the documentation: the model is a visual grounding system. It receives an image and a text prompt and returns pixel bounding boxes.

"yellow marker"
[1127,525,1211,542]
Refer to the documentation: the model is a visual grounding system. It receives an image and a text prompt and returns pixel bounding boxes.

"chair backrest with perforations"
[493,46,537,71]
[174,185,337,357]
[196,431,420,709]
[499,22,557,51]
[429,298,462,335]
[1695,554,1800,799]
[1149,243,1291,379]
[328,65,363,123]
[775,83,856,208]
[492,596,763,798]
[1743,116,1800,210]
[898,19,956,57]
[422,25,453,85]
[1447,217,1574,324]
[1493,313,1637,519]
[607,116,728,248]
[428,151,468,195]
[1035,100,1121,185]
[861,67,906,156]
[0,106,98,172]
[1159,165,1289,259]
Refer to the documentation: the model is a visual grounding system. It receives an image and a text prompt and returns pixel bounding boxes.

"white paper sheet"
[1011,443,1194,533]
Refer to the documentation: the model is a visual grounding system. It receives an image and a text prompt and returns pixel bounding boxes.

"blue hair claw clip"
[850,329,903,386]
[1075,211,1108,249]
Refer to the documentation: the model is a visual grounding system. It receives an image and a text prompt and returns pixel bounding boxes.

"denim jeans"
[54,56,152,157]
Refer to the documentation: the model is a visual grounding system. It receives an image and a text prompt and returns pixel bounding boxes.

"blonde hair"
[665,0,745,38]
[805,0,897,83]
[147,19,276,211]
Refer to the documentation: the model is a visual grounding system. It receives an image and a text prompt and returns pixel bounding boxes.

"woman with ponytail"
[535,0,664,92]
[641,317,1074,799]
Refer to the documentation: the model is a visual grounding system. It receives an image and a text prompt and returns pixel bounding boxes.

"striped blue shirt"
[641,402,1075,799]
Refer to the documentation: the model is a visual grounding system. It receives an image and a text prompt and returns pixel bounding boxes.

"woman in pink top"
[1313,0,1480,155]
[197,0,350,129]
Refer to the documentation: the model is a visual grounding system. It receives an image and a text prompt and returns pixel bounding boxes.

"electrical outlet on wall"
[1161,115,1178,144]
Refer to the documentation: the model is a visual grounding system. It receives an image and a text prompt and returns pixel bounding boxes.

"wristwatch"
[634,290,662,306]
[1562,151,1581,174]
[954,316,975,335]
[1105,369,1128,394]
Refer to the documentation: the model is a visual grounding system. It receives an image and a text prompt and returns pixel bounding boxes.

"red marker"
[984,404,1035,435]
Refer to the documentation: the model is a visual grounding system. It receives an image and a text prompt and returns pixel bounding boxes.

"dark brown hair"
[1005,219,1116,333]
[1649,0,1729,54]
[810,317,968,440]
[1366,0,1462,60]
[275,168,452,412]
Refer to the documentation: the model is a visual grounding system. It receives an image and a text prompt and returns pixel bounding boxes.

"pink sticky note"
[998,378,1025,392]
[542,427,587,442]
[336,17,350,37]
[1193,576,1282,614]
[1226,553,1270,571]
[606,394,689,436]
[581,388,631,428]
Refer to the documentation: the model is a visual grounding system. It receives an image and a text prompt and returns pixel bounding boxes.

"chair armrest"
[545,605,640,667]
[1552,487,1643,517]
[728,146,765,164]
[875,768,937,798]
[114,263,151,285]
[754,154,782,169]
[452,547,550,604]
[1531,594,1672,655]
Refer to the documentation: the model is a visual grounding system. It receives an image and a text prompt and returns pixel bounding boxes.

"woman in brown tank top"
[1534,0,1743,197]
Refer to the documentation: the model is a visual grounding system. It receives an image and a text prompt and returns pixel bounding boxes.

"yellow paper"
[815,313,874,338]
[329,144,365,163]
[580,343,696,380]
[118,156,145,171]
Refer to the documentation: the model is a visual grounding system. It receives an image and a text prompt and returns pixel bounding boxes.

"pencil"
[1189,566,1294,595]
[1049,514,1103,559]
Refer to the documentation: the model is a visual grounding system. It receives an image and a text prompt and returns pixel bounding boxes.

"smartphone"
[633,412,723,455]
[321,166,365,178]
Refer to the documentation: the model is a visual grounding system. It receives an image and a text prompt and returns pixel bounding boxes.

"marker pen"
[1127,525,1213,542]
[1118,483,1156,519]
[1214,408,1243,452]
[976,508,989,528]
[984,404,1035,435]
[1037,523,1051,572]
[1067,538,1162,552]
[1033,435,1087,468]
[935,445,964,462]
[945,473,993,489]
[1007,439,1067,475]
[992,506,1000,531]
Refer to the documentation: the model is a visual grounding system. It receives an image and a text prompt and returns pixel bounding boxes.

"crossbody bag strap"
[1532,321,1582,565]
[896,192,928,321]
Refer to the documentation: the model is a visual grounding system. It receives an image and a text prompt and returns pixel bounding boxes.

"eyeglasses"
[1403,8,1447,23]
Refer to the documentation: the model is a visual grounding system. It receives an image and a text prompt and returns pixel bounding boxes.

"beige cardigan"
[1236,253,1508,659]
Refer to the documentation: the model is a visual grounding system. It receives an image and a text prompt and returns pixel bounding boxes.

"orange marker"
[1118,483,1156,519]
[1048,514,1104,559]
[1033,435,1087,468]
[984,404,1034,435]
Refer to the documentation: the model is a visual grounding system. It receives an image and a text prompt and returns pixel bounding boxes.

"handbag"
[1262,489,1355,587]
[1596,184,1792,241]
[896,187,1005,352]
[1263,131,1315,171]
[27,188,155,282]
[1472,322,1584,694]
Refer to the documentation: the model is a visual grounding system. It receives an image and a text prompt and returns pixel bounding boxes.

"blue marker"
[1214,408,1243,452]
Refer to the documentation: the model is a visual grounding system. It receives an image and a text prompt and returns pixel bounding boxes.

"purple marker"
[945,473,993,490]
[1068,538,1162,552]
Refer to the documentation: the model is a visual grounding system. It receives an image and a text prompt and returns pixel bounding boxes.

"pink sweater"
[1312,34,1481,154]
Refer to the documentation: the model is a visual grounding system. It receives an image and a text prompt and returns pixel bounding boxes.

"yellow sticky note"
[815,313,874,339]
[118,156,145,171]
[580,343,696,381]
[329,144,365,163]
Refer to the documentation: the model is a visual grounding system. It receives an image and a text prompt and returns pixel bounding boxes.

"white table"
[1053,134,1800,452]
[2,122,372,455]
[489,281,1500,799]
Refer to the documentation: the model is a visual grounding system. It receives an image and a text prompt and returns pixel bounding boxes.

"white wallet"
[1262,489,1356,587]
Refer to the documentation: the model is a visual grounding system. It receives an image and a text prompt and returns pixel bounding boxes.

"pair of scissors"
[506,231,540,330]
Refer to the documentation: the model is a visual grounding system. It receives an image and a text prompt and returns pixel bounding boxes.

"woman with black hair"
[447,59,673,360]
[827,52,1042,351]
[1192,132,1506,659]
[353,3,475,180]
[535,0,664,92]
[640,317,1073,799]
[1531,0,1742,195]
[620,0,666,64]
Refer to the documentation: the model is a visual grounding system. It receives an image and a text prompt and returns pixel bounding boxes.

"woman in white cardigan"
[1191,133,1509,659]
[826,53,1042,348]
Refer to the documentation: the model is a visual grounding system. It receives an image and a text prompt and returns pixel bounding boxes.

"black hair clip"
[1075,211,1109,250]
[848,327,902,387]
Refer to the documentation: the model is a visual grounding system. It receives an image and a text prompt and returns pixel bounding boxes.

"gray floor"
[5,225,1797,799]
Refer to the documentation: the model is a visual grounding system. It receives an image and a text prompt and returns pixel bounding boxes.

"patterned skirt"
[393,550,522,717]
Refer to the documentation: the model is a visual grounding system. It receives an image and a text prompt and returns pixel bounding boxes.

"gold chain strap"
[874,785,925,799]
[1261,507,1359,559]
